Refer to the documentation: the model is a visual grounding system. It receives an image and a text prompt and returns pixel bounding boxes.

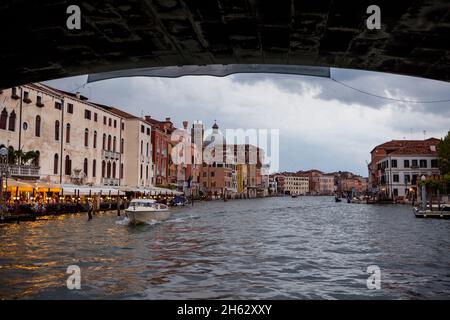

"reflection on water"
[1,196,450,299]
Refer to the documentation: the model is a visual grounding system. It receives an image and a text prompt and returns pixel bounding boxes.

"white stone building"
[284,175,309,195]
[0,83,153,188]
[376,146,439,198]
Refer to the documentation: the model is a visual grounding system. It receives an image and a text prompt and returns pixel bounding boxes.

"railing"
[8,165,40,178]
[101,177,120,186]
[101,150,121,160]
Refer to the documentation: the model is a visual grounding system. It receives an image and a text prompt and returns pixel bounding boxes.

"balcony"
[101,177,120,186]
[8,165,40,178]
[102,150,120,161]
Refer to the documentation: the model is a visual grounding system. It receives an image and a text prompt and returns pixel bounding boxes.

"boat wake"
[115,217,162,226]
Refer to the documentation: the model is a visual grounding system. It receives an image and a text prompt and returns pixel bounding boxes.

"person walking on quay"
[87,199,93,221]
[117,197,122,216]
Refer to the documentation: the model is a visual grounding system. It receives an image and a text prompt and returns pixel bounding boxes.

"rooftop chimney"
[182,121,188,129]
[75,92,80,99]
[165,117,171,122]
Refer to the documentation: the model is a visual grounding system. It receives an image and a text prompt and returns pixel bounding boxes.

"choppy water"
[1,196,449,299]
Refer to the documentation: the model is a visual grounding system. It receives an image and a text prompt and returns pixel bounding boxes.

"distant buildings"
[284,175,309,195]
[368,138,440,198]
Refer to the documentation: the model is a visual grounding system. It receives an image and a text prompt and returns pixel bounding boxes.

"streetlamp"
[420,175,427,210]
[0,147,9,218]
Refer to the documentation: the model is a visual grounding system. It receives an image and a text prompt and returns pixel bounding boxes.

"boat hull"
[125,209,171,224]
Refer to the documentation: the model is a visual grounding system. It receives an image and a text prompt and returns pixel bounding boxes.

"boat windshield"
[131,202,156,207]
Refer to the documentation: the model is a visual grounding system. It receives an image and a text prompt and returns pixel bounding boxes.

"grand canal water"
[1,196,449,299]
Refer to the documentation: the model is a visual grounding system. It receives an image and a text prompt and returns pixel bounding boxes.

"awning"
[60,184,125,196]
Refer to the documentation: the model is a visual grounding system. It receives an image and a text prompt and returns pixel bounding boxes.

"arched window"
[101,160,106,178]
[84,128,89,147]
[146,143,149,157]
[102,134,106,150]
[120,138,124,153]
[93,131,97,148]
[112,162,116,178]
[65,155,71,175]
[140,164,143,179]
[55,120,60,141]
[53,154,59,174]
[107,161,111,178]
[8,110,16,131]
[146,165,148,179]
[92,159,96,177]
[140,140,143,155]
[35,115,41,137]
[33,151,40,167]
[107,135,111,151]
[120,163,123,179]
[0,108,7,130]
[113,136,116,152]
[83,158,88,177]
[66,123,70,143]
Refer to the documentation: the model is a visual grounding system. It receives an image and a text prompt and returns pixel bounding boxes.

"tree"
[437,131,450,175]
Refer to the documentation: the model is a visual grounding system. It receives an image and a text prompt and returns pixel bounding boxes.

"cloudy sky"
[45,68,450,176]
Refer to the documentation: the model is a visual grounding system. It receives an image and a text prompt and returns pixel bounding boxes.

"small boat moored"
[125,199,170,225]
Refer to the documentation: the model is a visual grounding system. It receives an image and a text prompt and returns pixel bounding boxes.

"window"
[8,110,16,131]
[67,103,73,114]
[120,138,124,153]
[120,163,123,179]
[107,162,111,178]
[146,165,148,179]
[0,108,7,129]
[102,134,106,150]
[121,122,124,130]
[23,91,31,103]
[431,159,438,168]
[92,159,96,177]
[140,140,143,154]
[112,162,116,178]
[93,131,97,148]
[35,115,41,137]
[391,159,397,168]
[94,113,98,122]
[84,109,91,120]
[36,96,44,107]
[114,120,117,128]
[393,188,398,197]
[11,87,19,99]
[412,159,418,167]
[393,174,399,183]
[53,154,59,174]
[55,102,62,110]
[101,161,106,178]
[211,172,215,177]
[66,123,70,143]
[420,159,427,168]
[84,129,89,147]
[140,164,143,179]
[141,125,144,133]
[108,118,112,126]
[83,158,88,177]
[103,116,107,125]
[65,155,72,175]
[55,120,60,141]
[146,143,149,157]
[404,174,410,183]
[146,127,150,135]
[108,135,111,151]
[404,160,409,168]
[113,136,116,152]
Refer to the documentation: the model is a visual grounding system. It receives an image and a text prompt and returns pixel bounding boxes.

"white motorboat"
[125,199,170,225]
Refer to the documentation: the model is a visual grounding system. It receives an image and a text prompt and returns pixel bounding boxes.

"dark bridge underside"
[0,0,449,88]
